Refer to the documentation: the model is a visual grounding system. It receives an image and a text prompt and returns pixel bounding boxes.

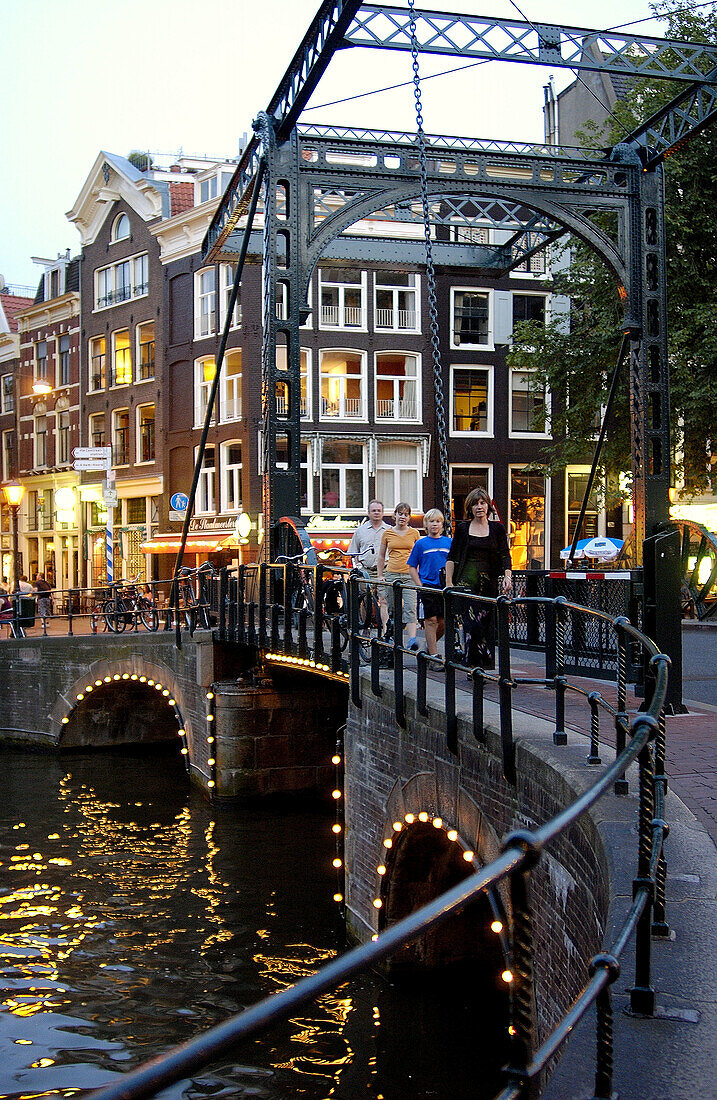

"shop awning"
[140,533,232,554]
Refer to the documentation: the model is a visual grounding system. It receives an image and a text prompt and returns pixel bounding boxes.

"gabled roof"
[0,293,35,334]
[66,150,170,246]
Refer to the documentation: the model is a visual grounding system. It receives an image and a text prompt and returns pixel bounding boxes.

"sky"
[1,0,677,290]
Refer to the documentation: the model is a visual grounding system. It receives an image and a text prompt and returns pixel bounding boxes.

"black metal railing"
[86,561,670,1100]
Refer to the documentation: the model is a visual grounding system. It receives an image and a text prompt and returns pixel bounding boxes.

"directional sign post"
[73,447,114,583]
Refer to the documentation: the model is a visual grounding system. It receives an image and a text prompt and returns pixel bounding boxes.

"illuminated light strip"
[206,688,217,791]
[264,652,348,681]
[331,729,345,908]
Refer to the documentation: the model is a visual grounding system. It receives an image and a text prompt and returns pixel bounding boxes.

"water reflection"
[0,747,504,1099]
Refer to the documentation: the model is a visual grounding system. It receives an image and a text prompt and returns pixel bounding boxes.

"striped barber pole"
[106,521,113,586]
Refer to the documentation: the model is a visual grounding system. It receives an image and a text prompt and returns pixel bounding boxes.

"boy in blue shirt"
[407,509,451,656]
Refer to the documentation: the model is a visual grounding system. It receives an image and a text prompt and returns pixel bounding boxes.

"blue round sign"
[170,492,189,512]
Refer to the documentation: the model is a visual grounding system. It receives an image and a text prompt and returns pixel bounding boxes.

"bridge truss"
[193,0,717,704]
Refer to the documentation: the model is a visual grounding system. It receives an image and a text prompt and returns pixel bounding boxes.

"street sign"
[73,459,110,471]
[169,510,186,522]
[73,447,111,460]
[103,489,118,507]
[170,492,189,512]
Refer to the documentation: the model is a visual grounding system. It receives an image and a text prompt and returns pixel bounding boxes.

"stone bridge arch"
[51,655,193,758]
[370,772,510,989]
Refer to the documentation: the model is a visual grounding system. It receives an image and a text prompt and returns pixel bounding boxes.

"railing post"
[258,563,267,650]
[652,707,670,937]
[630,734,656,1016]
[444,588,458,755]
[218,567,228,642]
[392,580,406,728]
[471,665,485,743]
[589,953,620,1100]
[314,565,326,663]
[497,595,515,783]
[613,617,630,795]
[502,832,540,1093]
[553,597,567,745]
[587,691,602,765]
[283,564,293,649]
[67,588,75,637]
[349,576,362,708]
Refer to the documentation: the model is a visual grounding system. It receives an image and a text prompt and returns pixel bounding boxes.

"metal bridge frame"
[199,1,717,703]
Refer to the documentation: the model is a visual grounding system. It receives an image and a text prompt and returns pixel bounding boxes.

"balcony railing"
[139,423,155,463]
[321,396,362,418]
[113,428,130,465]
[320,305,363,327]
[138,342,155,381]
[276,396,308,417]
[376,396,417,419]
[374,307,417,330]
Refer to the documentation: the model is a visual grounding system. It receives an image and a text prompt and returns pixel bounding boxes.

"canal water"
[0,746,507,1099]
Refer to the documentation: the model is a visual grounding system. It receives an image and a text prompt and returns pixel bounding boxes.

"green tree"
[508,1,717,498]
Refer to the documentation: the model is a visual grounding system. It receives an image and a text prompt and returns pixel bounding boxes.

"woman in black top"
[444,487,512,667]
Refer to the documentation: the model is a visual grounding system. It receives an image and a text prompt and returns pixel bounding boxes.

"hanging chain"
[408,0,452,533]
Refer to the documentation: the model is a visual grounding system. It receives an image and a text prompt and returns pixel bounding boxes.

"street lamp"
[2,480,26,593]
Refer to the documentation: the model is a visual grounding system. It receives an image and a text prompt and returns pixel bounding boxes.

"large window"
[197,445,216,513]
[89,412,106,448]
[137,404,155,463]
[112,213,130,241]
[2,430,13,481]
[509,369,549,436]
[374,271,419,332]
[112,409,130,466]
[220,441,243,512]
[221,349,242,422]
[195,357,216,426]
[566,469,600,544]
[451,366,492,434]
[320,441,365,511]
[89,336,106,391]
[320,350,365,420]
[275,345,310,419]
[195,268,216,338]
[449,465,492,527]
[94,253,148,309]
[35,340,48,385]
[112,330,132,386]
[34,413,47,467]
[512,293,547,328]
[58,335,70,387]
[375,352,420,421]
[137,321,155,381]
[57,411,70,465]
[509,468,547,570]
[376,443,422,510]
[1,374,13,414]
[451,288,492,347]
[319,268,365,330]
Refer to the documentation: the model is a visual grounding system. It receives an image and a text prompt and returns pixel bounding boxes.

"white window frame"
[565,466,606,544]
[136,320,155,382]
[194,357,216,427]
[319,439,367,513]
[1,374,13,414]
[35,340,48,385]
[195,268,216,338]
[220,440,243,513]
[112,408,130,467]
[319,348,367,422]
[111,329,132,387]
[112,212,130,242]
[89,411,106,448]
[450,286,494,350]
[2,430,13,480]
[374,351,421,422]
[57,334,71,388]
[373,271,420,333]
[195,444,216,514]
[89,336,106,392]
[56,410,71,466]
[94,251,149,311]
[318,268,367,331]
[375,442,423,512]
[449,364,494,437]
[219,264,242,330]
[449,463,494,515]
[508,465,550,571]
[34,413,47,468]
[508,367,551,439]
[220,349,242,423]
[136,403,155,465]
[275,346,311,420]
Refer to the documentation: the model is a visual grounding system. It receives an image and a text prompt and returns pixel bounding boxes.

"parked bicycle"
[166,564,215,631]
[91,576,158,633]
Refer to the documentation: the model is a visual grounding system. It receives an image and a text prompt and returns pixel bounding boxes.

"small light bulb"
[432,817,443,829]
[168,698,176,705]
[139,676,146,683]
[373,898,383,909]
[393,821,402,832]
[463,850,474,862]
[508,1025,516,1037]
[207,714,214,722]
[491,920,503,934]
[377,865,386,875]
[371,933,378,942]
[207,758,215,766]
[332,789,341,800]
[162,689,169,696]
[206,692,214,700]
[131,674,138,681]
[178,728,185,736]
[180,748,188,755]
[147,679,155,686]
[501,970,514,984]
[113,674,120,681]
[333,857,342,868]
[122,673,129,679]
[332,824,342,834]
[332,754,341,765]
[333,892,343,903]
[207,780,215,788]
[61,717,69,724]
[404,813,415,823]
[383,838,392,849]
[447,830,458,842]
[418,811,428,822]
[76,693,84,701]
[95,680,102,686]
[207,736,214,744]
[103,676,111,682]
[85,685,92,691]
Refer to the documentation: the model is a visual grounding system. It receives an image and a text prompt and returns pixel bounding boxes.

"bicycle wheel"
[139,598,159,631]
[291,584,314,626]
[102,598,127,632]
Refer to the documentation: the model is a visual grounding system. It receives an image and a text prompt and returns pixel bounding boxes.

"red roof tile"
[170,181,195,216]
[0,293,34,333]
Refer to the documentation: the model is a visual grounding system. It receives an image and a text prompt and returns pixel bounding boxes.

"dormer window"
[197,169,234,205]
[112,213,130,241]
